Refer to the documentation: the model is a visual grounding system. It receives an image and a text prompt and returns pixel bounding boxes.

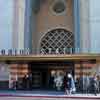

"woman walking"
[65,73,76,95]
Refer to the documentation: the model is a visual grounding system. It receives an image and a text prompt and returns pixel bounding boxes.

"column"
[90,0,100,53]
[0,0,13,49]
[12,0,25,49]
[24,0,37,53]
[79,0,91,53]
[73,0,80,53]
[24,0,32,50]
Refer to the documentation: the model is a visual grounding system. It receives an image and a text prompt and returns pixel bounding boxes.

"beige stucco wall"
[32,0,74,53]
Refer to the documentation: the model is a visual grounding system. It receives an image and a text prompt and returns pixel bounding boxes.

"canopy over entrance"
[0,54,100,62]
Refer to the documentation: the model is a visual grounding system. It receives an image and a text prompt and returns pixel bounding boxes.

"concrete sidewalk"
[0,90,100,100]
[0,95,100,100]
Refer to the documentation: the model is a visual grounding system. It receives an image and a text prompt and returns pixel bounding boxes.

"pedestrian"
[54,72,63,91]
[93,75,99,95]
[65,73,76,95]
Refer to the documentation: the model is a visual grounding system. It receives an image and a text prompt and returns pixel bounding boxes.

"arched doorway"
[40,28,74,54]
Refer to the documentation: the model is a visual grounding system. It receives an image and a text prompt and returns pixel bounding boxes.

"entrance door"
[32,71,42,88]
[48,62,74,90]
[49,61,74,77]
[29,65,48,89]
[29,61,74,90]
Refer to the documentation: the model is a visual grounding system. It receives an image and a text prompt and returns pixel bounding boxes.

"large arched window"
[40,28,74,54]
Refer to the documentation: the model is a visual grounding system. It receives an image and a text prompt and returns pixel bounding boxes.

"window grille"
[40,29,74,54]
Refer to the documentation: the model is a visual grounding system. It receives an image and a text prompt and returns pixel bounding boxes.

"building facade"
[0,0,100,91]
[1,0,100,53]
